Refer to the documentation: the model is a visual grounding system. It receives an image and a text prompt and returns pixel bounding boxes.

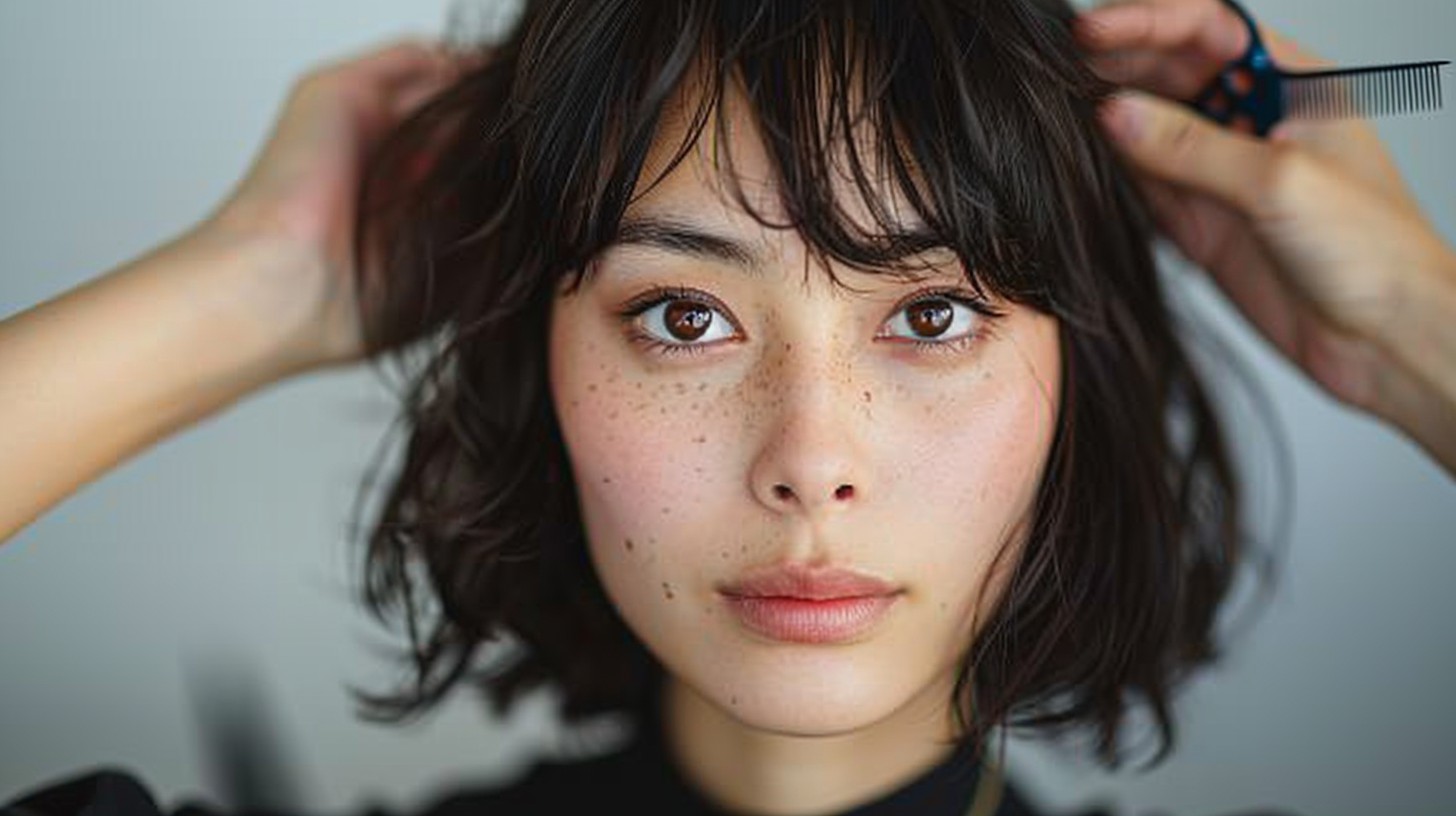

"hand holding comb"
[1187,0,1450,136]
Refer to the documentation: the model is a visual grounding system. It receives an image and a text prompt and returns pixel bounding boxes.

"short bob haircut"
[346,0,1275,770]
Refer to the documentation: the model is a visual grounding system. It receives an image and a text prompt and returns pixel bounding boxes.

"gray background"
[1,1,1452,814]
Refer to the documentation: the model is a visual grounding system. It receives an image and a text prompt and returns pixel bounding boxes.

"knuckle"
[391,36,438,55]
[1160,113,1203,166]
[1134,6,1160,43]
[293,63,338,93]
[1249,141,1307,218]
[374,37,443,66]
[288,72,332,106]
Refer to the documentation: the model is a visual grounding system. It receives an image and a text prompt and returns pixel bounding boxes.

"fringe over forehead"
[497,0,1118,316]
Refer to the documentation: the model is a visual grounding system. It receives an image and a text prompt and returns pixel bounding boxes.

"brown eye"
[634,294,736,349]
[664,300,713,341]
[881,293,981,346]
[906,299,953,338]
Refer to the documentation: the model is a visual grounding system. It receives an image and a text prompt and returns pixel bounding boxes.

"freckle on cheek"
[662,581,675,600]
[624,538,634,552]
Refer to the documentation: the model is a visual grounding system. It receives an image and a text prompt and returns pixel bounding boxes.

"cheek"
[887,317,1060,625]
[549,309,738,608]
[555,368,729,533]
[911,378,1055,525]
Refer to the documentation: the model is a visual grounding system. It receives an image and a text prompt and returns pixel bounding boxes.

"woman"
[2,0,1452,814]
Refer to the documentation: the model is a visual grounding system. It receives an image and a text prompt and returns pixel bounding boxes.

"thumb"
[1097,88,1285,216]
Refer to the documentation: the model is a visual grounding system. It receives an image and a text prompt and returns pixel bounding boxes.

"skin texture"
[547,75,1063,815]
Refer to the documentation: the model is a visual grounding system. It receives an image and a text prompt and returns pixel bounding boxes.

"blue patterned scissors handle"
[1184,0,1450,137]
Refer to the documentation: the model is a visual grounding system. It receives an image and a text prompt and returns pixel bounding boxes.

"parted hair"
[345,0,1275,769]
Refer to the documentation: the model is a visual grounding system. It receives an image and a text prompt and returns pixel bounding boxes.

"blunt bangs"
[499,0,1124,319]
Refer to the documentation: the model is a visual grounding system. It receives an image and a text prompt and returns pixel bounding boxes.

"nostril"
[834,484,854,500]
[773,485,794,501]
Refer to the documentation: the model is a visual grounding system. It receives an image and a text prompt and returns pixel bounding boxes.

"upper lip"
[718,563,902,600]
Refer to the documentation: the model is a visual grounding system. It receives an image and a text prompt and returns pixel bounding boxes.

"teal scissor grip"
[1184,0,1286,137]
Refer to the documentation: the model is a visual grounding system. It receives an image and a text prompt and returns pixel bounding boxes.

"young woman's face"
[548,79,1062,735]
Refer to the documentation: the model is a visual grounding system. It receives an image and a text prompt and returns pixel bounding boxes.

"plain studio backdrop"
[2,1,1453,814]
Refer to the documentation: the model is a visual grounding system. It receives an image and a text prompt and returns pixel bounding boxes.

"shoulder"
[4,768,182,816]
[2,768,344,816]
[0,755,643,816]
[0,749,655,816]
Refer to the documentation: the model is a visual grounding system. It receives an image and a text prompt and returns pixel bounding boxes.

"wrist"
[181,217,339,383]
[1368,245,1456,476]
[1385,244,1456,403]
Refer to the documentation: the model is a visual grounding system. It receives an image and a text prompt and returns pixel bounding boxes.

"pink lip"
[717,564,903,644]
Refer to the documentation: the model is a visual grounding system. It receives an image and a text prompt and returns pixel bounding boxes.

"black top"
[2,662,1307,816]
[4,673,1062,816]
[413,670,1054,816]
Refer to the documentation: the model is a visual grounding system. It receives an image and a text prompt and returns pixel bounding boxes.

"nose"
[747,347,870,518]
[757,480,856,518]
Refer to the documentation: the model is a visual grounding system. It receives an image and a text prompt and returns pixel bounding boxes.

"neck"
[660,671,966,816]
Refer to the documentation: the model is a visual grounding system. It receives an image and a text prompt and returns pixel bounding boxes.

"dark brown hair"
[345,0,1280,770]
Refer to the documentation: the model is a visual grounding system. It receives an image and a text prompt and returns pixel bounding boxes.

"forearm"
[0,226,309,543]
[1373,246,1456,477]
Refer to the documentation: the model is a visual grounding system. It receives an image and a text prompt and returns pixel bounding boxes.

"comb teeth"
[1284,60,1450,119]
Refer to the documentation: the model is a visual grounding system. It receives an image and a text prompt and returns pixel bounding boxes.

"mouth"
[717,592,903,644]
[716,563,904,644]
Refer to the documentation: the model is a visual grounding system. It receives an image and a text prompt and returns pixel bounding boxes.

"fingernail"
[1098,91,1147,143]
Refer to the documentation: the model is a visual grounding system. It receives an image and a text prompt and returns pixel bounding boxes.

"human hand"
[1075,0,1456,473]
[199,37,480,374]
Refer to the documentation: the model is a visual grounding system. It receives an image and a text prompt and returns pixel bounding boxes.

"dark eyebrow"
[604,213,952,275]
[607,214,762,271]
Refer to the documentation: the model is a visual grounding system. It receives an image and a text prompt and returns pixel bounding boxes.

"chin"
[685,645,922,736]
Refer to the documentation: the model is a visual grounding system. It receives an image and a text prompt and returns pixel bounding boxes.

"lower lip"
[720,593,901,644]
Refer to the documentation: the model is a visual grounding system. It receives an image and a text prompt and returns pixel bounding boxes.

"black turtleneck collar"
[628,668,987,816]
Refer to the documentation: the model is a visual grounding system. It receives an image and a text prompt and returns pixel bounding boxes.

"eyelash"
[614,286,728,358]
[616,285,1006,359]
